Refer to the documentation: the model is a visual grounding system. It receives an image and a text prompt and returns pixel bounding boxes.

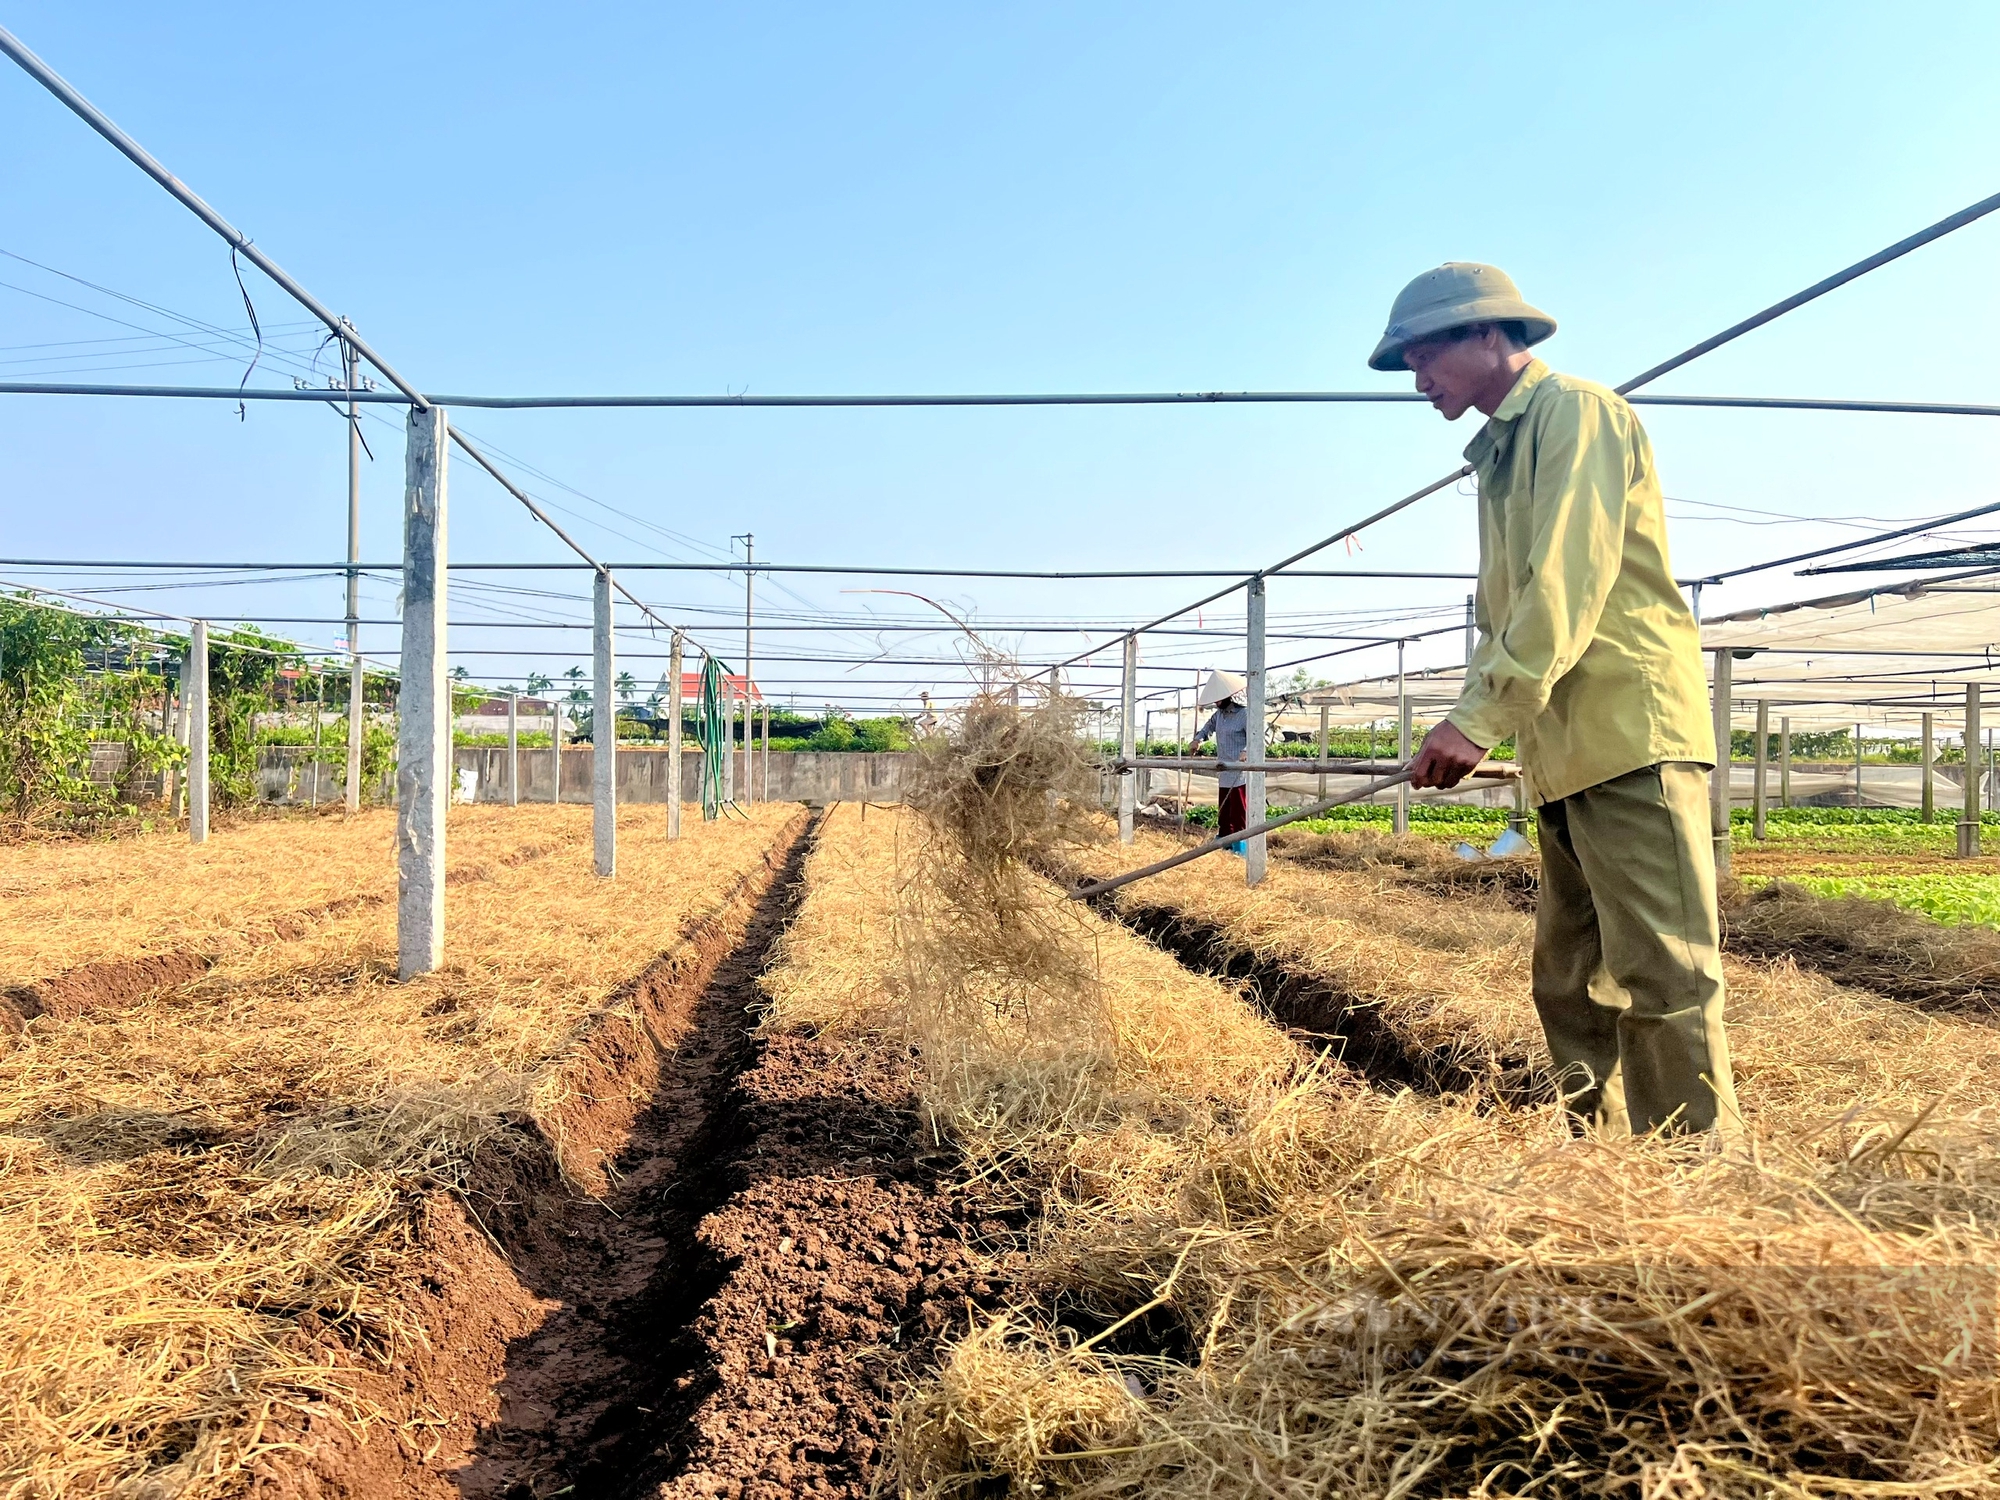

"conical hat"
[1197,669,1246,707]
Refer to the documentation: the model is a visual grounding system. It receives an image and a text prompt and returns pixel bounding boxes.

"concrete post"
[1752,699,1769,841]
[667,633,684,840]
[1709,647,1732,879]
[1921,711,1934,823]
[1855,722,1864,808]
[1961,684,1982,858]
[761,699,770,802]
[396,404,449,979]
[1780,716,1791,809]
[1244,577,1267,886]
[1316,703,1329,801]
[1394,641,1411,838]
[551,697,563,805]
[592,569,616,877]
[728,680,744,812]
[506,691,519,807]
[187,619,209,844]
[1117,634,1137,846]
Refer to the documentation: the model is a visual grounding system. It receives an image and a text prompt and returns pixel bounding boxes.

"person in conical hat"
[1189,669,1252,852]
[1375,261,1735,1141]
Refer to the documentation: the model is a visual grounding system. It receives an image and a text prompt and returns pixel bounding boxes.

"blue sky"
[3,4,1997,711]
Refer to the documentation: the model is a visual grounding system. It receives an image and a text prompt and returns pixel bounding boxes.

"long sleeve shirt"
[1195,703,1251,789]
[1446,359,1714,805]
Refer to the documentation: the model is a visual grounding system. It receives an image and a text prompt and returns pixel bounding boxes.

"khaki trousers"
[1534,762,1739,1136]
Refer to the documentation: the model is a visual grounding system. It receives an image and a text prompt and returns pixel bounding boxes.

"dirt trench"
[1103,897,1546,1103]
[256,808,1018,1500]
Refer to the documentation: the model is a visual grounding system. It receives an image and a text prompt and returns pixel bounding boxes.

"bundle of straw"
[896,690,1115,1130]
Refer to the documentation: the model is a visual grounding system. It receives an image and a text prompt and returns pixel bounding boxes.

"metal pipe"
[1071,770,1416,903]
[1617,188,2000,394]
[0,25,429,408]
[1114,755,1518,777]
[5,380,2000,418]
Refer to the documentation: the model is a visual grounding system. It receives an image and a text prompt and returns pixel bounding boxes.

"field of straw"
[778,704,2000,1498]
[0,805,586,1002]
[0,802,801,1500]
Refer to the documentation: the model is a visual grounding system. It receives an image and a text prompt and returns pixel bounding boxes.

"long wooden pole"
[396,405,449,979]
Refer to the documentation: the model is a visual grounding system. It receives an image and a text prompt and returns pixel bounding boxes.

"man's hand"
[1408,720,1487,789]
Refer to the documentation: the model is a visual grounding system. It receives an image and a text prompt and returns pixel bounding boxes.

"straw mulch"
[1070,829,2000,1133]
[1727,877,2000,1015]
[1270,822,1541,908]
[0,803,801,1500]
[0,804,583,994]
[874,829,2000,1498]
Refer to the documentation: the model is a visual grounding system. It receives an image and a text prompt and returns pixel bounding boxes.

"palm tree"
[616,670,637,703]
[526,672,552,696]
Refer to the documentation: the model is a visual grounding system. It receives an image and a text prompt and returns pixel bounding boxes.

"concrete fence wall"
[450,746,922,805]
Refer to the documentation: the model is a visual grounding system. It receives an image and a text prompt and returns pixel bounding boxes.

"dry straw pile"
[892,690,1123,1134]
[875,827,2000,1494]
[0,803,800,1499]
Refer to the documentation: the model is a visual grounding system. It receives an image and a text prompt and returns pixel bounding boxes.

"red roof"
[681,672,762,703]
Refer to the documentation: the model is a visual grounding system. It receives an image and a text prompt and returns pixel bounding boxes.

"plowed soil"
[250,811,1018,1500]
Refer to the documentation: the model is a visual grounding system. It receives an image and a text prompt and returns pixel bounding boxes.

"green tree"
[0,593,119,819]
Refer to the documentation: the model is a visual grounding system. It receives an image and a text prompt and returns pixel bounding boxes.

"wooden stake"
[396,405,449,979]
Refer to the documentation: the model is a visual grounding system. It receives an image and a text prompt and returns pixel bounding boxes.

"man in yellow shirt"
[1374,263,1738,1137]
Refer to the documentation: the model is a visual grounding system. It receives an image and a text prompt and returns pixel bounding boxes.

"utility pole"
[342,329,364,815]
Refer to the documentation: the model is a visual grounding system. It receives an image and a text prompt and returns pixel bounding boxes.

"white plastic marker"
[1070,768,1420,902]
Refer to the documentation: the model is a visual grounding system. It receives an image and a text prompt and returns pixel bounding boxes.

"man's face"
[1403,327,1502,421]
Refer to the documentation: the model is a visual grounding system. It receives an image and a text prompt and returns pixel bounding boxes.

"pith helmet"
[1197,669,1246,707]
[1368,262,1556,372]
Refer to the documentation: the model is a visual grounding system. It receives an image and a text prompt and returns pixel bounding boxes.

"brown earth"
[247,807,1019,1500]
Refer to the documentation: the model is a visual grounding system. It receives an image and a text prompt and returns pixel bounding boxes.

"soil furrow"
[1100,897,1546,1102]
